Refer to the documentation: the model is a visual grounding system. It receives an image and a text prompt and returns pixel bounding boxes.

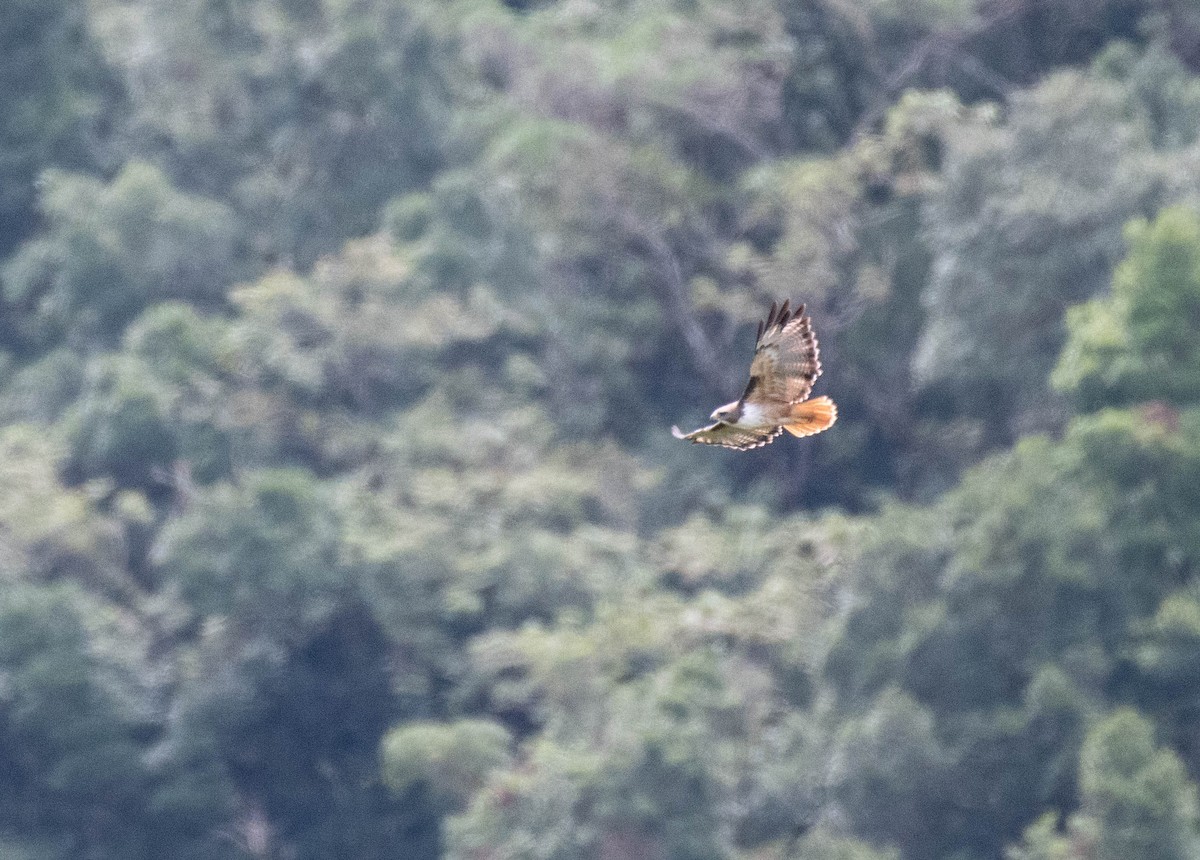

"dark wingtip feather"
[763,300,779,336]
[760,298,814,342]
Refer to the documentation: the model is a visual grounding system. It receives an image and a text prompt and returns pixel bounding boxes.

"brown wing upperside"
[741,300,822,405]
[671,422,784,451]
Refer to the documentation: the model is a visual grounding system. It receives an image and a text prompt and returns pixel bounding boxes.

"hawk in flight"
[672,300,837,450]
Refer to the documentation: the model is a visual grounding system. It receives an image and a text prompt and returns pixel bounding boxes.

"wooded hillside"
[4,1,1200,858]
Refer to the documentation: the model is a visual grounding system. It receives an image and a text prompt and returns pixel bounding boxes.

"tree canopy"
[4,0,1200,858]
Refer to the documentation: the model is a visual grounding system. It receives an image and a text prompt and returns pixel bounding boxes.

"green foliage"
[0,0,111,255]
[1005,812,1075,860]
[65,355,179,490]
[5,1,1200,858]
[830,689,951,859]
[0,348,85,425]
[821,423,1200,857]
[778,0,880,150]
[382,719,513,810]
[1075,708,1200,860]
[153,469,347,631]
[151,607,425,860]
[0,424,121,583]
[345,393,655,634]
[1065,407,1200,619]
[447,651,741,860]
[3,164,240,349]
[916,42,1200,433]
[90,0,455,264]
[1128,594,1200,715]
[0,583,150,859]
[792,828,901,860]
[446,739,599,860]
[1056,206,1200,408]
[453,577,828,855]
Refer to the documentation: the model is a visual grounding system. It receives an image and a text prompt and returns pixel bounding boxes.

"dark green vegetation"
[5,0,1200,857]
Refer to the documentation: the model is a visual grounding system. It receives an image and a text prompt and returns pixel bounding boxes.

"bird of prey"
[672,300,837,450]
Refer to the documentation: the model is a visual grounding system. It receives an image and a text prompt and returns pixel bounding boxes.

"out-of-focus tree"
[818,432,1155,857]
[149,608,420,860]
[5,0,1200,857]
[0,0,113,258]
[445,738,600,860]
[828,689,951,860]
[1055,205,1200,410]
[916,41,1200,436]
[152,468,346,633]
[0,424,123,589]
[346,394,652,635]
[447,523,830,858]
[1005,812,1076,860]
[0,583,151,860]
[148,467,431,859]
[1125,593,1200,775]
[1009,708,1200,860]
[779,0,884,150]
[381,718,512,812]
[447,651,739,860]
[89,0,457,265]
[818,195,1200,857]
[64,355,180,493]
[2,164,240,351]
[791,828,901,860]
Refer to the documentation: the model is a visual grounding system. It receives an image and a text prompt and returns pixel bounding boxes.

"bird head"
[710,401,741,423]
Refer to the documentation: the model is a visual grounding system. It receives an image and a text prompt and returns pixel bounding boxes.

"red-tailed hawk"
[672,300,837,450]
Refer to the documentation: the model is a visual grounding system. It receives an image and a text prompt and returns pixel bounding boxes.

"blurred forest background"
[7,0,1200,857]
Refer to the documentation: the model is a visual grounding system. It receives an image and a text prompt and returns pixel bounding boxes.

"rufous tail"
[784,396,837,437]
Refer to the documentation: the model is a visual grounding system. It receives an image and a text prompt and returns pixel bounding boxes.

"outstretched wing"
[671,422,784,451]
[742,300,822,405]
